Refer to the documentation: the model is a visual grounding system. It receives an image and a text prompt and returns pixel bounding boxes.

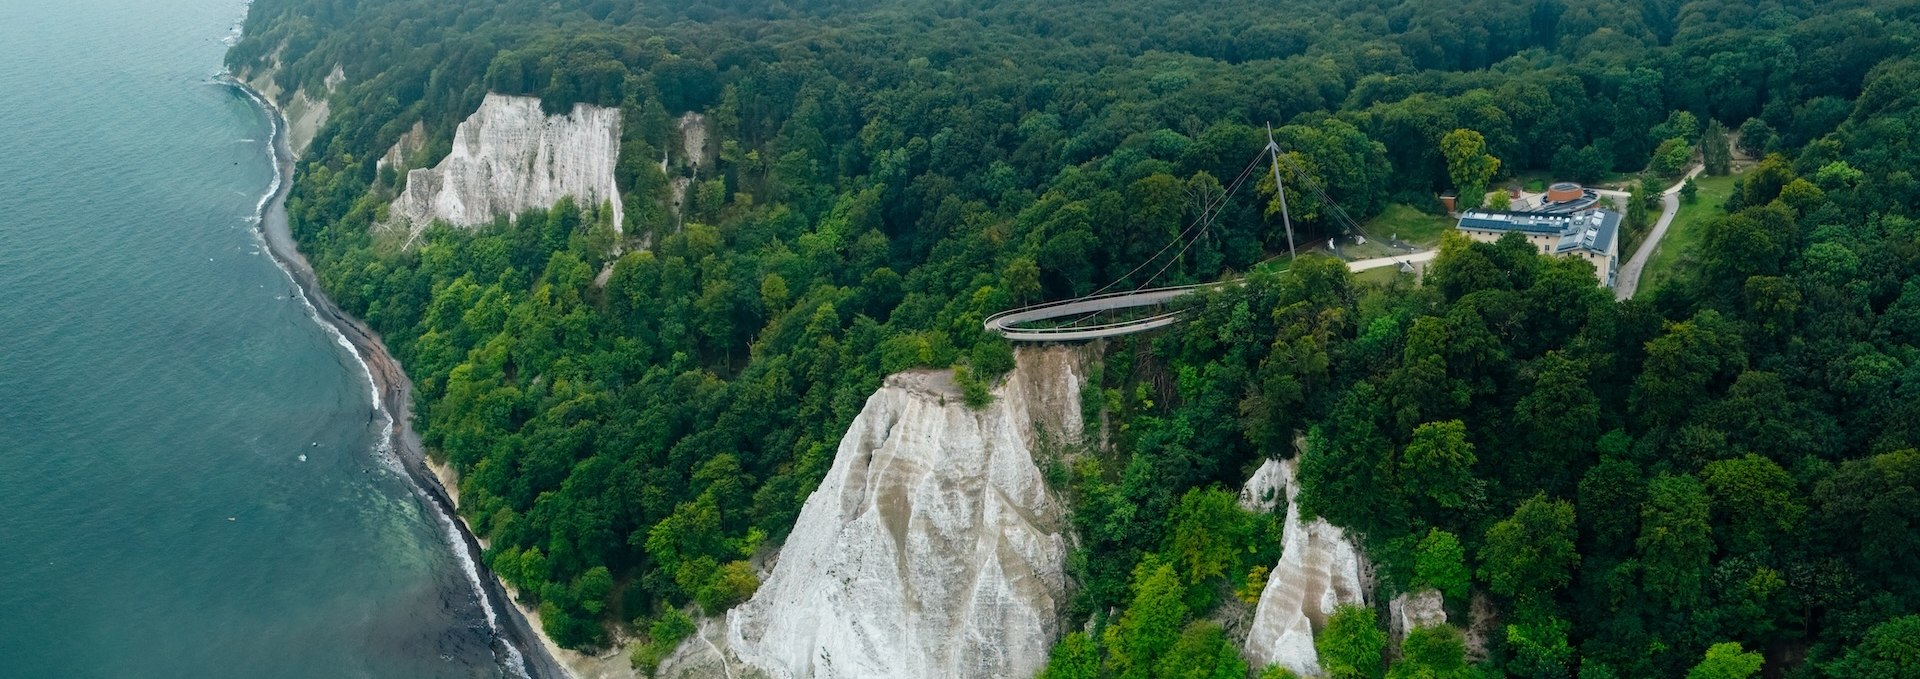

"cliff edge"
[388,93,623,240]
[717,347,1082,679]
[238,62,340,159]
[1240,457,1372,677]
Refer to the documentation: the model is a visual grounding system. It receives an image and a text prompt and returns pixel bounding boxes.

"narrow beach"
[223,74,570,679]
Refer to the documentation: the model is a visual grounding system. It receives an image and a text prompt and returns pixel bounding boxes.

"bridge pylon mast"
[1266,123,1296,261]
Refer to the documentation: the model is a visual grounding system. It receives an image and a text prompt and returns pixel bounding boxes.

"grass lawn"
[1639,171,1743,294]
[1363,203,1454,246]
[1352,265,1411,286]
[1510,170,1555,193]
[1248,256,1293,277]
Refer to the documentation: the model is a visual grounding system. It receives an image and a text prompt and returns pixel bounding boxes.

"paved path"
[987,250,1437,341]
[1346,249,1437,272]
[1613,165,1704,300]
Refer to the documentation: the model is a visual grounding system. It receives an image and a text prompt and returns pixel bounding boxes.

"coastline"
[222,72,572,679]
[426,459,643,678]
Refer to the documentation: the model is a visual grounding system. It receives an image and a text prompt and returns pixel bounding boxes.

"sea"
[0,1,519,676]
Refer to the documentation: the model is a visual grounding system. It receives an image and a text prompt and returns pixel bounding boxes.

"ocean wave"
[223,71,538,679]
[431,498,532,679]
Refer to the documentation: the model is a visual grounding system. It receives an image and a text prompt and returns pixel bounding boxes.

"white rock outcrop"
[242,62,339,159]
[1464,592,1498,662]
[1238,456,1290,513]
[388,93,623,238]
[665,111,706,225]
[377,121,426,173]
[1390,589,1448,642]
[1242,457,1372,677]
[724,348,1081,679]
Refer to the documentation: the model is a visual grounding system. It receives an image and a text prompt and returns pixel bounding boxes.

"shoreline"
[221,72,572,679]
[425,456,642,678]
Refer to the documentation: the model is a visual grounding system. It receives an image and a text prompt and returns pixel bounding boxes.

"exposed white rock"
[377,121,426,173]
[657,618,757,679]
[388,93,623,239]
[679,111,708,174]
[240,60,338,159]
[1243,457,1372,677]
[281,90,329,159]
[1389,589,1448,642]
[1463,592,1498,663]
[723,347,1081,679]
[1239,457,1289,513]
[666,112,706,225]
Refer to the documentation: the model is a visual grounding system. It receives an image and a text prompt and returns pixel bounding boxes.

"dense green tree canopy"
[235,0,1920,674]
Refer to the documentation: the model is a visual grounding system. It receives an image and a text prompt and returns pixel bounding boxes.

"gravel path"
[1612,164,1704,300]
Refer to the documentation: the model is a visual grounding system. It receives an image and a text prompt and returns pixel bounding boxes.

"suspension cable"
[1081,147,1268,298]
[1048,146,1269,329]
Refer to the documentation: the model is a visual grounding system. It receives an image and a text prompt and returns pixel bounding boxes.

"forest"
[230,0,1920,676]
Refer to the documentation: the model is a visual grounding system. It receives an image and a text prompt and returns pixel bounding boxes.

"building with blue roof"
[1455,208,1621,287]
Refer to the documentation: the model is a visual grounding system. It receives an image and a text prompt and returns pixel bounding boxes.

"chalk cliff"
[1241,457,1372,677]
[720,348,1080,679]
[388,93,623,238]
[377,121,426,173]
[241,62,340,159]
[665,111,706,224]
[1389,589,1448,642]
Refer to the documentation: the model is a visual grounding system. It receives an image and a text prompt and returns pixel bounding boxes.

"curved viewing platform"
[986,250,1436,342]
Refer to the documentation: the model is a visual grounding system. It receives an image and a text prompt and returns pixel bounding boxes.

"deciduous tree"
[1442,129,1501,210]
[1637,474,1713,606]
[1413,529,1470,604]
[1701,119,1731,175]
[1478,494,1579,605]
[1401,420,1482,512]
[1318,604,1387,679]
[1686,642,1763,679]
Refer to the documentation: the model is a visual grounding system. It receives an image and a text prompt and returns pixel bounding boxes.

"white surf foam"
[431,497,532,679]
[224,68,541,679]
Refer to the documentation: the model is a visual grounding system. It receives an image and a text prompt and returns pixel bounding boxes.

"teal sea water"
[0,1,514,676]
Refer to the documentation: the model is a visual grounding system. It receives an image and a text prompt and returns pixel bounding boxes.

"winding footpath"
[225,75,571,679]
[1604,164,1704,300]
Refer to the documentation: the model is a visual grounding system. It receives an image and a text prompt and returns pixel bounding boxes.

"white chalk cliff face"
[1390,589,1448,642]
[665,111,706,224]
[377,121,426,173]
[1241,457,1371,677]
[243,62,340,159]
[389,93,623,238]
[724,348,1080,679]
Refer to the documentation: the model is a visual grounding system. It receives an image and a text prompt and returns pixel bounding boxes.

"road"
[986,250,1438,341]
[1607,165,1704,300]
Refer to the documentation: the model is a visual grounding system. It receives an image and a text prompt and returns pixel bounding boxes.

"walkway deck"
[986,251,1435,341]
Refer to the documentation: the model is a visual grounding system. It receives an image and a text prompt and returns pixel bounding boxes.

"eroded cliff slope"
[241,62,340,159]
[389,93,622,239]
[1240,457,1372,677]
[720,348,1082,679]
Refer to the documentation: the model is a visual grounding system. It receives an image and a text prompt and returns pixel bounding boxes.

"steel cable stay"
[1269,144,1427,265]
[1270,146,1366,239]
[1269,141,1428,272]
[988,130,1371,341]
[1044,146,1269,331]
[1079,146,1269,299]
